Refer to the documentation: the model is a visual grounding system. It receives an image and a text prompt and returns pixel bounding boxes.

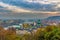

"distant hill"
[41,16,60,24]
[46,16,60,20]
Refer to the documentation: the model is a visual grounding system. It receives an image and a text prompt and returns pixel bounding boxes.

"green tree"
[45,27,60,40]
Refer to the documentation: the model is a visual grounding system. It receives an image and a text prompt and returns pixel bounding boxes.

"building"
[8,25,21,30]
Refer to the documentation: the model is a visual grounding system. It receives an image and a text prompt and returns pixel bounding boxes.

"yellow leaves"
[23,24,30,28]
[0,25,60,40]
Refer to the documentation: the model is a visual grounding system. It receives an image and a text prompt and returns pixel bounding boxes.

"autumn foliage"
[0,25,60,40]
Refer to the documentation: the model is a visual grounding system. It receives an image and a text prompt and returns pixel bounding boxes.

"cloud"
[24,0,60,12]
[0,0,60,13]
[23,0,60,4]
[0,0,55,10]
[23,0,50,4]
[0,0,60,19]
[0,2,54,13]
[0,2,32,13]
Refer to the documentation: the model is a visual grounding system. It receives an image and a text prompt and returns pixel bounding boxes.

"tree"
[45,27,60,40]
[35,28,45,40]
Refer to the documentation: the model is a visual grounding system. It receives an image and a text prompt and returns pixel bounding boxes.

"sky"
[0,0,60,19]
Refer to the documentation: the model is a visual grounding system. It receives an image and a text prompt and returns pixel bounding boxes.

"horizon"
[0,13,60,19]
